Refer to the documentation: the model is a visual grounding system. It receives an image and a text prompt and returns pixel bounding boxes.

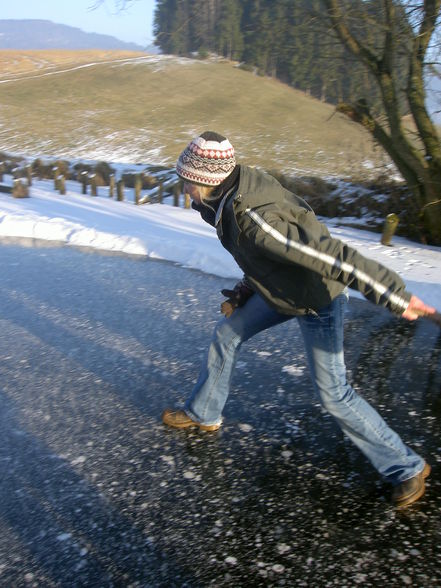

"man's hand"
[220,299,236,318]
[220,279,254,317]
[402,295,437,321]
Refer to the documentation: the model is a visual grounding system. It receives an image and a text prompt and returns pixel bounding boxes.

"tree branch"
[336,100,426,186]
[383,0,395,72]
[417,0,441,59]
[406,0,441,164]
[321,0,381,75]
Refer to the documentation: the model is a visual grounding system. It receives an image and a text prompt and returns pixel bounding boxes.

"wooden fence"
[0,163,191,208]
[0,161,402,246]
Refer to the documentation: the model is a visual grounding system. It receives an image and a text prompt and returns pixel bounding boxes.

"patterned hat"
[176,131,236,186]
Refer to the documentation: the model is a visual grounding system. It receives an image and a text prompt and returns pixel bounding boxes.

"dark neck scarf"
[191,165,241,227]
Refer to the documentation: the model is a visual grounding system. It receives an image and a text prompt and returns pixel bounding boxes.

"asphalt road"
[0,239,440,587]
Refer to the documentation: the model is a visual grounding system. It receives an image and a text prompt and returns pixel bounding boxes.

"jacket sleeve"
[242,205,411,315]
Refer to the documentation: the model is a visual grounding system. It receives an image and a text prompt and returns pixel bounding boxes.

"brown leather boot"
[392,463,431,508]
[162,409,221,432]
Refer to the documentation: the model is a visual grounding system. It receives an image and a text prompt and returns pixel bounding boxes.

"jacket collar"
[215,186,237,227]
[233,165,293,212]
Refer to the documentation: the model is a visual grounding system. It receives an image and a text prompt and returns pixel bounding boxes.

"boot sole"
[165,421,221,432]
[162,411,221,432]
[395,463,431,509]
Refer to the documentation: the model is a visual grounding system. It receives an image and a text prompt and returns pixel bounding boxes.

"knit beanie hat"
[176,131,236,186]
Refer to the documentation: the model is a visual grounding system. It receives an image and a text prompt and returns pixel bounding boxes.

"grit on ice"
[0,176,440,309]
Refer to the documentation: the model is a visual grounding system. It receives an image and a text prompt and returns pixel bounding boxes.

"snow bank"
[0,178,440,308]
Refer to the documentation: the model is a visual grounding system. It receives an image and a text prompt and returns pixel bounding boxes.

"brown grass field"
[0,49,394,179]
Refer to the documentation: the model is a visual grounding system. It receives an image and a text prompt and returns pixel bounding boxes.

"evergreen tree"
[154,0,191,55]
[216,0,244,60]
[189,0,218,54]
[153,0,388,108]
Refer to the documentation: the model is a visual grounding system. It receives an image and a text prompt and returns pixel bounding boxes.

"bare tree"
[322,0,441,244]
[90,0,134,11]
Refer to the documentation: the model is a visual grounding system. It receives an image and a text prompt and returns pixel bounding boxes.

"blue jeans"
[185,293,424,484]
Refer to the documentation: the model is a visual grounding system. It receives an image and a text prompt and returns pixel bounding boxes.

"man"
[162,131,436,508]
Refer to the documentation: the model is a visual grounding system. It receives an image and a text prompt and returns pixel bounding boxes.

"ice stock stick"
[414,308,441,328]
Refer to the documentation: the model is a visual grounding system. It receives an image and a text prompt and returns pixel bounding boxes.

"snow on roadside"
[0,178,440,308]
[326,221,441,307]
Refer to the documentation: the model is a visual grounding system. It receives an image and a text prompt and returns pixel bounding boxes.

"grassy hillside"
[0,51,391,179]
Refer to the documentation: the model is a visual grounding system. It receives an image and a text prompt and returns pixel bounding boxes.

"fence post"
[109,174,115,198]
[173,182,181,207]
[157,182,163,204]
[184,193,191,209]
[80,171,88,194]
[134,173,142,205]
[53,166,59,190]
[12,179,29,198]
[0,162,3,182]
[381,213,399,246]
[117,179,124,202]
[26,165,32,186]
[59,175,66,195]
[90,174,97,196]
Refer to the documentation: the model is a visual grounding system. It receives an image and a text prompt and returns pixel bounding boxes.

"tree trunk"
[323,0,441,245]
[420,167,441,243]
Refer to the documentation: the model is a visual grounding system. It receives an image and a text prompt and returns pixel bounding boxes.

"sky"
[0,172,440,310]
[1,0,156,47]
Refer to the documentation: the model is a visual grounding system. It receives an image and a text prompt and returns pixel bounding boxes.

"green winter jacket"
[214,165,411,316]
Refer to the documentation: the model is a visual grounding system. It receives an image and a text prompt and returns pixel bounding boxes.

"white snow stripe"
[0,56,150,85]
[245,208,409,312]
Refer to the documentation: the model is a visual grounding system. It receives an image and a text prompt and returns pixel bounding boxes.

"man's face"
[183,181,203,205]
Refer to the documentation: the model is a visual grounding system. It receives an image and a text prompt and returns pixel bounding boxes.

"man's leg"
[297,293,426,487]
[171,294,291,427]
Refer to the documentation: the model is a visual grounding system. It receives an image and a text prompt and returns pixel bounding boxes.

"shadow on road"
[0,241,440,586]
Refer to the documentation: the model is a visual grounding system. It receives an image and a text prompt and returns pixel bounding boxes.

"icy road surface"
[0,241,440,586]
